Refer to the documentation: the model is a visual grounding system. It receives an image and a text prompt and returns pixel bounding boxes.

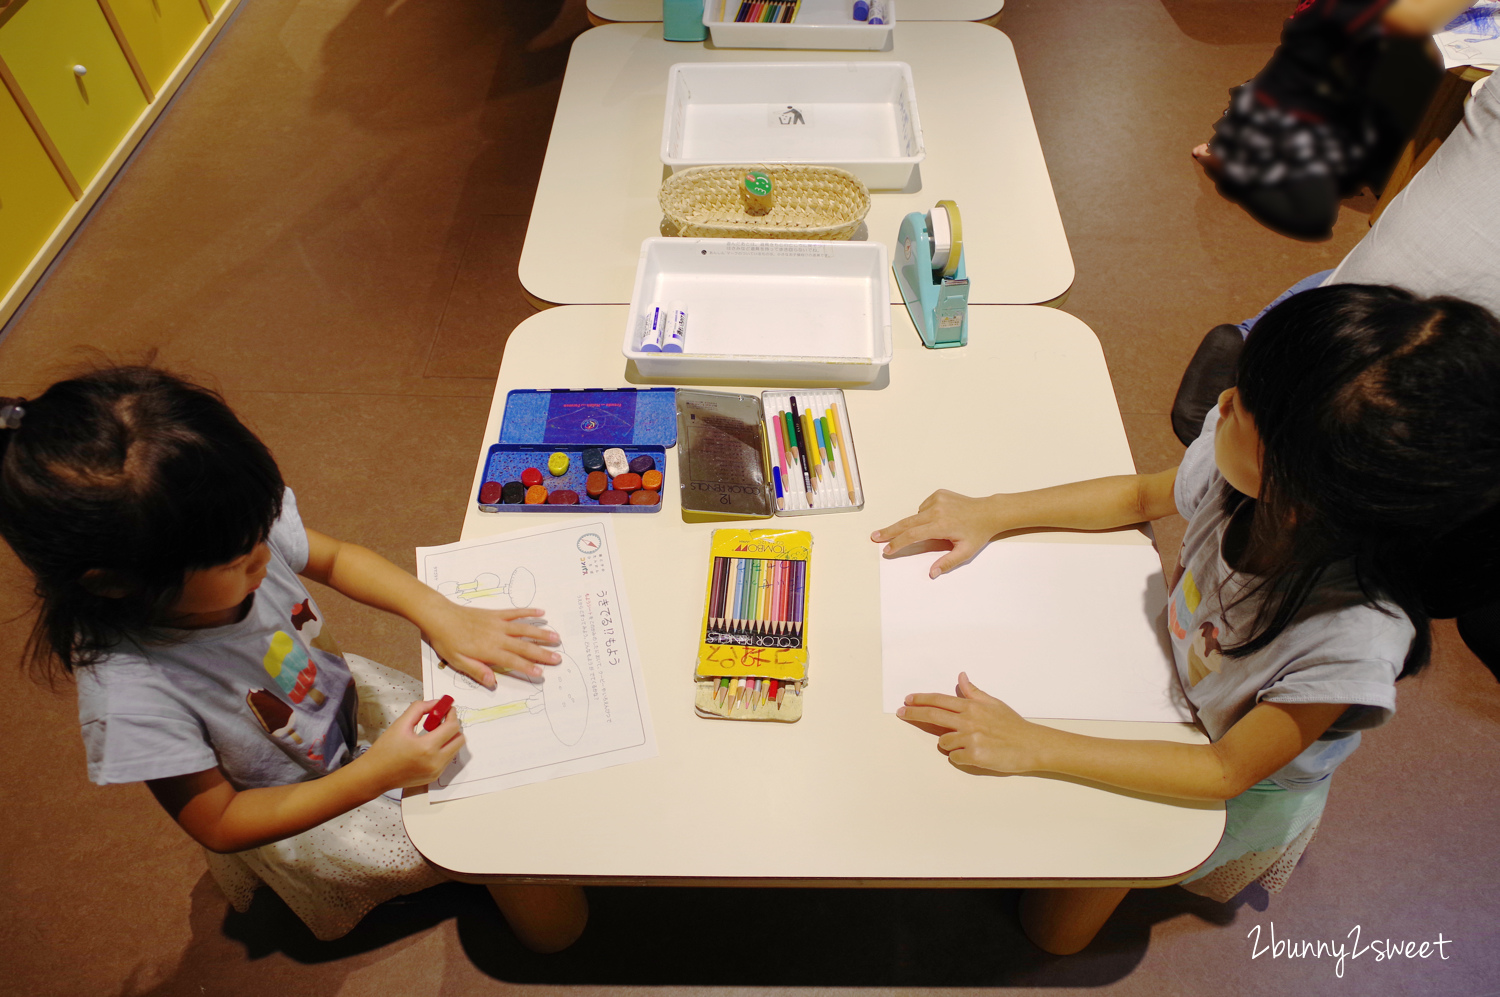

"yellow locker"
[106,0,209,93]
[0,0,148,188]
[0,86,74,299]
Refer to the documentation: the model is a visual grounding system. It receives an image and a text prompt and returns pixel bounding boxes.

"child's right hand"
[871,490,1014,578]
[360,699,465,792]
[422,603,562,689]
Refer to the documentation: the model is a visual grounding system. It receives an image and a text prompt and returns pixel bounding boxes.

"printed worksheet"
[417,517,655,801]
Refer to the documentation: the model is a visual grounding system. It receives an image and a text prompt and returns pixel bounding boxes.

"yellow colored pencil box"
[693,528,810,722]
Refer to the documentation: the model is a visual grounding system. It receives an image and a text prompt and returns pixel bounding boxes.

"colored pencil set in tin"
[731,0,800,22]
[761,388,864,514]
[694,528,811,723]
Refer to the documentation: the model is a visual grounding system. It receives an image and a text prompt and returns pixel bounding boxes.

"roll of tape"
[935,199,962,277]
[927,204,952,273]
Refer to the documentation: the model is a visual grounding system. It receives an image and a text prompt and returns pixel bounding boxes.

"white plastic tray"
[702,0,896,51]
[661,62,924,190]
[623,237,892,384]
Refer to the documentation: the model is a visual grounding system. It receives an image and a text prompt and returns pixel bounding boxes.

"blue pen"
[772,465,784,510]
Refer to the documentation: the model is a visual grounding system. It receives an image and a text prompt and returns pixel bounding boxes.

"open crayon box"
[476,388,678,513]
[675,388,864,520]
[694,528,810,722]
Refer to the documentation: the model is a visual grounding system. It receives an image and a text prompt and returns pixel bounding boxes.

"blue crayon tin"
[477,389,678,514]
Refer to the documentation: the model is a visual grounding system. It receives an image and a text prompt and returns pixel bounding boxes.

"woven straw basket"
[659,165,871,240]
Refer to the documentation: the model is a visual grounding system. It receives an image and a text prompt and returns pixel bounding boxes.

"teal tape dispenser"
[894,200,969,349]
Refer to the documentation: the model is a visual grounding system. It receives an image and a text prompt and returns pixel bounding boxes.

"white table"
[519,23,1074,308]
[588,0,1003,23]
[402,304,1223,887]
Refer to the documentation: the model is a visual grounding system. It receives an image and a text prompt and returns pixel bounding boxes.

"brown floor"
[2,0,1498,994]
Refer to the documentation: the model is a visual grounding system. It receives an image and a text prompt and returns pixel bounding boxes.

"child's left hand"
[896,672,1041,774]
[422,603,562,690]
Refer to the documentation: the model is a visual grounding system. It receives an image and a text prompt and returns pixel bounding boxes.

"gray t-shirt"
[77,489,358,789]
[1329,75,1500,316]
[1168,410,1409,788]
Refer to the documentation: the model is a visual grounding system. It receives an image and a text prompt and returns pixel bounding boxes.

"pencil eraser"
[586,471,609,498]
[599,490,628,505]
[547,452,570,476]
[603,448,630,476]
[521,467,543,487]
[582,448,605,473]
[525,484,548,504]
[629,454,655,475]
[641,469,663,490]
[479,481,502,504]
[629,489,660,506]
[501,481,526,504]
[612,472,642,492]
[547,489,579,505]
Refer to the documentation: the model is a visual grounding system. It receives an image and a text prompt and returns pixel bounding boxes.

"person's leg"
[1170,269,1336,445]
[1235,269,1336,338]
[486,883,589,953]
[1171,324,1245,445]
[1018,886,1130,955]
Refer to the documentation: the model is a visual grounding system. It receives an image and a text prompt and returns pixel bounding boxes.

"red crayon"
[423,694,455,731]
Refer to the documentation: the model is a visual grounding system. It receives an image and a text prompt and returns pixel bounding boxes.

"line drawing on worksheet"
[437,567,536,608]
[450,643,589,747]
[417,517,655,801]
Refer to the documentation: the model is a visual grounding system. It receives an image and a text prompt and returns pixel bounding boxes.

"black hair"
[1221,284,1500,679]
[0,366,284,678]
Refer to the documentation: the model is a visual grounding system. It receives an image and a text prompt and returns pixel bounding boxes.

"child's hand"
[361,699,465,792]
[896,672,1041,775]
[423,603,562,689]
[870,490,1013,577]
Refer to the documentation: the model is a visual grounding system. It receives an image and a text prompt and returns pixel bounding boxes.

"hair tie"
[0,401,25,430]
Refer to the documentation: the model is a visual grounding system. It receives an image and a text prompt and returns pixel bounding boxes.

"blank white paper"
[880,540,1191,723]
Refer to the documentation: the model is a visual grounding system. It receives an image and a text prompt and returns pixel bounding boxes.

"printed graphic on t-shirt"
[1170,568,1225,686]
[1187,620,1224,686]
[242,601,356,773]
[1168,568,1200,639]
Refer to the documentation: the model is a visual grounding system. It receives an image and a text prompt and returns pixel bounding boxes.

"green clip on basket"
[659,165,871,240]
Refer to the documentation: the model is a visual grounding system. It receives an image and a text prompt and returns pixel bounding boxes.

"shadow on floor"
[1157,0,1288,47]
[146,875,1260,990]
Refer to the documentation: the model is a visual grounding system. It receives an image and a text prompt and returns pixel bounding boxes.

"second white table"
[520,22,1074,307]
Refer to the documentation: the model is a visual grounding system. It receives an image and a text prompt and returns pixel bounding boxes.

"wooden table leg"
[1019,886,1130,955]
[486,883,590,953]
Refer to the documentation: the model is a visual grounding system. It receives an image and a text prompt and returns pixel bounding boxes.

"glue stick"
[661,303,687,353]
[868,0,885,23]
[638,305,666,352]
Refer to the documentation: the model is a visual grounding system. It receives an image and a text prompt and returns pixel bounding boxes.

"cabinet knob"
[73,65,88,77]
